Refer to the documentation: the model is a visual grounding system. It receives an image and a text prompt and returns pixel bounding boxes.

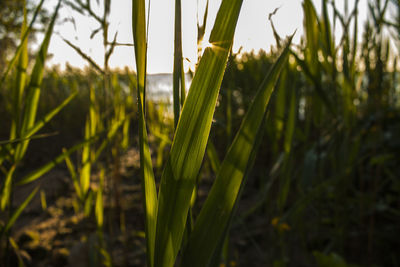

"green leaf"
[17,137,95,186]
[84,190,94,217]
[0,165,16,210]
[9,237,26,267]
[154,1,243,265]
[80,118,92,197]
[291,51,334,114]
[181,37,293,267]
[132,1,157,266]
[303,0,320,75]
[273,65,288,154]
[284,88,296,154]
[173,0,184,128]
[10,3,29,141]
[63,148,82,199]
[25,90,78,138]
[0,0,45,84]
[206,141,221,174]
[93,116,127,162]
[95,169,104,228]
[1,187,38,237]
[15,0,61,162]
[321,0,334,59]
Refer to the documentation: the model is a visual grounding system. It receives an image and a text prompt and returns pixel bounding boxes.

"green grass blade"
[0,166,16,210]
[226,85,232,143]
[80,118,91,197]
[16,137,95,186]
[63,148,82,199]
[206,141,221,174]
[40,190,47,211]
[0,132,58,146]
[10,3,28,141]
[84,190,94,217]
[95,169,104,228]
[181,38,292,267]
[9,237,26,267]
[89,85,98,138]
[303,0,319,74]
[321,0,334,58]
[180,60,186,106]
[25,91,78,138]
[291,51,334,114]
[278,88,297,209]
[1,187,38,237]
[173,0,183,128]
[154,1,243,266]
[15,0,61,161]
[132,1,157,265]
[350,0,360,78]
[273,66,287,154]
[121,115,131,150]
[284,88,296,154]
[0,0,45,85]
[93,116,127,162]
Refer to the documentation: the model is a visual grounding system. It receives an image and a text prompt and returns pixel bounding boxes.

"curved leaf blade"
[132,1,157,266]
[181,38,293,267]
[154,0,243,266]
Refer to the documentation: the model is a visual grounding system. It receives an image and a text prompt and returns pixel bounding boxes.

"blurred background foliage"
[0,0,50,73]
[212,0,400,265]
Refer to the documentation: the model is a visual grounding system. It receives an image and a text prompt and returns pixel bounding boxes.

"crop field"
[0,0,399,266]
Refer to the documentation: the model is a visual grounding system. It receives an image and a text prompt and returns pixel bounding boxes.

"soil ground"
[6,147,269,267]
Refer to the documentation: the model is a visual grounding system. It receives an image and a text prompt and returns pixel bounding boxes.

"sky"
[47,0,368,74]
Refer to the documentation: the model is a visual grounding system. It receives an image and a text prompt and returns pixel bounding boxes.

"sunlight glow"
[201,39,213,50]
[46,0,367,73]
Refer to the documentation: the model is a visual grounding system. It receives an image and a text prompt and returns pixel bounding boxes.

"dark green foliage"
[0,0,50,73]
[210,1,400,266]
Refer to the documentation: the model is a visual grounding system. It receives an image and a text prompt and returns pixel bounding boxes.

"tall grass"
[132,0,293,266]
[211,0,400,265]
[0,0,81,264]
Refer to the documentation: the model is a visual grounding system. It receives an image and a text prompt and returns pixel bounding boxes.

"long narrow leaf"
[0,0,45,84]
[284,88,296,154]
[173,0,184,128]
[206,141,221,174]
[16,137,95,186]
[93,117,127,162]
[15,0,61,162]
[132,1,157,265]
[10,3,29,141]
[154,1,243,266]
[0,166,16,210]
[25,91,78,138]
[80,118,91,196]
[1,187,38,237]
[63,148,82,199]
[181,38,292,267]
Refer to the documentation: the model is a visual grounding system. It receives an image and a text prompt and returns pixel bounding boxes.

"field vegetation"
[0,0,399,266]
